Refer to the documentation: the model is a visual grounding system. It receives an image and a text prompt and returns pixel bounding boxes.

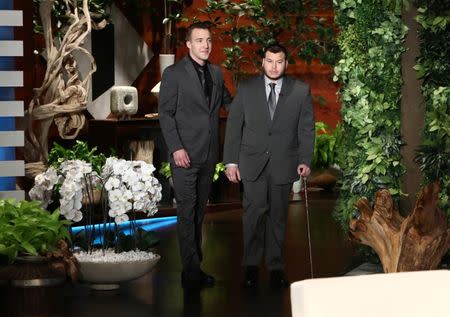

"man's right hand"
[225,165,241,183]
[173,149,191,168]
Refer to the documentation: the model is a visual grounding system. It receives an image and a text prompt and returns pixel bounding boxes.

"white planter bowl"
[75,250,160,290]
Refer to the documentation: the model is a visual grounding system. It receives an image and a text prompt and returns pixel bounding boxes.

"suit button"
[268,132,272,136]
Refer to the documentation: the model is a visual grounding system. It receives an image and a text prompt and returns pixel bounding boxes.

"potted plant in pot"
[0,199,78,316]
[161,0,189,72]
[29,142,163,290]
[152,0,188,98]
[0,199,73,285]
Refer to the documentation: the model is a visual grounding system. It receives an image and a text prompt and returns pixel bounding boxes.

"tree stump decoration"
[349,182,449,272]
[25,0,107,178]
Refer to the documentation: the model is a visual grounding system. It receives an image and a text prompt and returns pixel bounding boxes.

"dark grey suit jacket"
[223,75,315,184]
[159,56,232,164]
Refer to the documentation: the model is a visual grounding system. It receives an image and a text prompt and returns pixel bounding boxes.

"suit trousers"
[171,159,215,272]
[242,164,291,270]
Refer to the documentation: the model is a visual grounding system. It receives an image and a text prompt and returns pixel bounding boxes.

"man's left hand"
[297,164,311,177]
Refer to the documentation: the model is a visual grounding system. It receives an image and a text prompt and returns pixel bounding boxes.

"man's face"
[186,28,212,65]
[262,51,288,80]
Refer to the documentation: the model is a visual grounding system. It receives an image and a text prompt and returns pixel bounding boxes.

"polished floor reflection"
[4,194,360,317]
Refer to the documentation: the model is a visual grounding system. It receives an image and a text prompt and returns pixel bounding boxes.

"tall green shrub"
[414,0,450,221]
[333,0,408,230]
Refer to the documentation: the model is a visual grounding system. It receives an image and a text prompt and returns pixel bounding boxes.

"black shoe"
[181,271,201,289]
[243,266,258,288]
[181,270,215,289]
[269,270,289,289]
[199,270,215,287]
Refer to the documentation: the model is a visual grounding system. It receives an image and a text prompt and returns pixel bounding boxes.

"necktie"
[198,67,206,92]
[268,82,277,119]
[198,67,210,105]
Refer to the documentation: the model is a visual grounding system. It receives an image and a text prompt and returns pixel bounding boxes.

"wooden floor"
[3,193,361,317]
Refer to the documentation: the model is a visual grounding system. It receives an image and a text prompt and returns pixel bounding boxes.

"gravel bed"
[75,249,158,263]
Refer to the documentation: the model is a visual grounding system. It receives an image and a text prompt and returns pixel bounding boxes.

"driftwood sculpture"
[25,0,107,177]
[349,182,449,272]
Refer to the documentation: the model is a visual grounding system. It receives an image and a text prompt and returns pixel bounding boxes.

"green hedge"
[415,0,450,221]
[333,0,407,231]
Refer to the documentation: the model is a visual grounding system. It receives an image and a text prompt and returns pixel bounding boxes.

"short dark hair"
[186,21,211,41]
[263,43,287,58]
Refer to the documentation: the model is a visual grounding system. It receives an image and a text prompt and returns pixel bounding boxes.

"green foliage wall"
[415,0,450,221]
[333,0,408,230]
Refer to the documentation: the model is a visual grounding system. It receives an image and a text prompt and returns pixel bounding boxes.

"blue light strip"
[71,216,178,234]
[0,0,17,191]
[71,216,177,245]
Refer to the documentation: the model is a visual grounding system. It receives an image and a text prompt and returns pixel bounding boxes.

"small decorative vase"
[159,53,175,76]
[76,250,160,290]
[151,54,176,99]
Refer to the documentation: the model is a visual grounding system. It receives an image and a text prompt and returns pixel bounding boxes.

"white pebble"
[75,249,157,263]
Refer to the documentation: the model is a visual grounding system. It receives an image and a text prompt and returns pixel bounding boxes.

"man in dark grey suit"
[159,22,231,289]
[223,44,314,289]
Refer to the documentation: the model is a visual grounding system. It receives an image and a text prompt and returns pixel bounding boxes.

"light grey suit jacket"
[223,75,315,184]
[158,56,232,164]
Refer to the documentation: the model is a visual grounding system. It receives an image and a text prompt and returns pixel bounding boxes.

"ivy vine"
[333,0,407,231]
[414,0,450,221]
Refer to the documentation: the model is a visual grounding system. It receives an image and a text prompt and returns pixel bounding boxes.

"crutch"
[303,176,314,278]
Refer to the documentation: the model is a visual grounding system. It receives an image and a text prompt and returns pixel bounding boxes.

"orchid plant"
[30,156,162,253]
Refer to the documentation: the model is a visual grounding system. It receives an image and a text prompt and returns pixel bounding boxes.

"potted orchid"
[29,142,163,289]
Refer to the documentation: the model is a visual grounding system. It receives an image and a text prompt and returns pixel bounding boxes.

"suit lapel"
[183,57,208,109]
[271,76,294,125]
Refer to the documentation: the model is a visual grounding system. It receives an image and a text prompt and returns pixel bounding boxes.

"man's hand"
[173,149,191,168]
[225,165,241,183]
[297,164,311,177]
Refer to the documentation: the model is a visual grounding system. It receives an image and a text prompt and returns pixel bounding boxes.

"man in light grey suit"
[159,22,231,289]
[224,44,314,289]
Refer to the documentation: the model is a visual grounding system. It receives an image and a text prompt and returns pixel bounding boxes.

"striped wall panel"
[0,71,23,86]
[0,40,23,56]
[0,4,25,200]
[0,101,23,117]
[0,10,23,26]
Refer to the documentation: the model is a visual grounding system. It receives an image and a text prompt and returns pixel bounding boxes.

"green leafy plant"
[0,199,70,263]
[159,161,225,182]
[158,161,172,179]
[312,122,341,170]
[48,140,108,174]
[414,0,450,221]
[333,0,407,231]
[161,0,189,53]
[213,162,225,182]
